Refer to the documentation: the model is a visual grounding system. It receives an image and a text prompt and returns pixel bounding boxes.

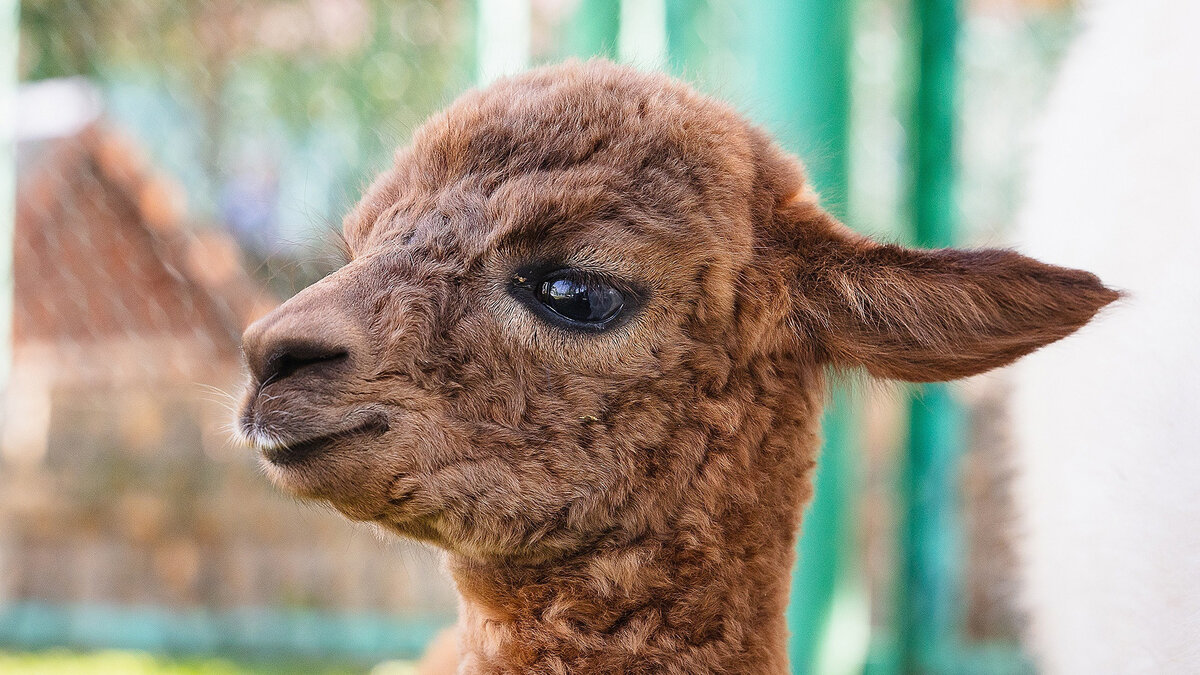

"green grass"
[0,650,418,674]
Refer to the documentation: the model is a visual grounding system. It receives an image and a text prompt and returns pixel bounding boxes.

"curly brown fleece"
[238,61,1117,673]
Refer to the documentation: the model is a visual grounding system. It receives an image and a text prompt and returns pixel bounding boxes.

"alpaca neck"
[448,519,800,673]
[447,381,822,674]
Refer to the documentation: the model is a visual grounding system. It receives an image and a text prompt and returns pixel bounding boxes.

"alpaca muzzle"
[238,273,374,463]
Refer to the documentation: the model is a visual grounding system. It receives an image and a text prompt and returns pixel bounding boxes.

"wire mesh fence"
[4,0,480,661]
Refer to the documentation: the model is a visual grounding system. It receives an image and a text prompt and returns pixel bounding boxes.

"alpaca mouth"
[260,417,389,466]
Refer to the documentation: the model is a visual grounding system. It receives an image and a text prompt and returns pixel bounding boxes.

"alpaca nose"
[241,286,364,388]
[246,337,348,385]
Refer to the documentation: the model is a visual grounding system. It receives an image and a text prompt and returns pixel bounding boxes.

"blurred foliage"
[18,0,477,293]
[19,0,474,141]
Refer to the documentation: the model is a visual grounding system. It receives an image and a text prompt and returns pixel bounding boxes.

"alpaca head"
[238,61,1116,563]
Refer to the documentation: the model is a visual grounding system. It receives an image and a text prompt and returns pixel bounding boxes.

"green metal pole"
[739,0,853,210]
[735,2,858,674]
[897,0,961,673]
[911,0,957,251]
[897,387,964,674]
[566,0,621,60]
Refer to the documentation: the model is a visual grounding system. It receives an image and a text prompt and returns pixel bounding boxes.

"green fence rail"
[899,0,965,668]
[0,602,452,663]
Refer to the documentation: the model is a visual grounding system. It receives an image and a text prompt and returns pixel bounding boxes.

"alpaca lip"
[260,417,388,466]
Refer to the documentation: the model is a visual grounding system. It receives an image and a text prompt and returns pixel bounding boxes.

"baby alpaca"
[238,61,1114,674]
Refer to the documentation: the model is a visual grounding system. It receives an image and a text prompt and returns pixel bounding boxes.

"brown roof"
[14,124,275,370]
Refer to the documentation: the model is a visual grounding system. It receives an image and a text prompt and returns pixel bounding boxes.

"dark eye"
[536,272,625,325]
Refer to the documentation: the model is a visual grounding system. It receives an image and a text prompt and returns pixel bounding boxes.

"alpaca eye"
[537,272,625,325]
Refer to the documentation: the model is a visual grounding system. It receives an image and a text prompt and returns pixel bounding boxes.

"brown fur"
[238,61,1116,673]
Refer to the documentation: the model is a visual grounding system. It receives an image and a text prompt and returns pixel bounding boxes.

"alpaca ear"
[791,219,1119,382]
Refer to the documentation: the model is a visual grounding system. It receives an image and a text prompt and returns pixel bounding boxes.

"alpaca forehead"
[351,164,745,281]
[424,63,738,162]
[351,64,763,273]
[479,171,716,260]
[358,193,715,287]
[410,64,758,204]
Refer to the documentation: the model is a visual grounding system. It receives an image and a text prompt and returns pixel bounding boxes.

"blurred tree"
[19,0,475,293]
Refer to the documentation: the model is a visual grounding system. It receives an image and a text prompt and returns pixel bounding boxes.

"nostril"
[261,343,349,385]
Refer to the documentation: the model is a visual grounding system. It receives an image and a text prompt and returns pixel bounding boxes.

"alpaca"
[237,61,1115,674]
[1010,0,1200,671]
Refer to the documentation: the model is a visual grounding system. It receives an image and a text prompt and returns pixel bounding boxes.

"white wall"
[1011,0,1200,672]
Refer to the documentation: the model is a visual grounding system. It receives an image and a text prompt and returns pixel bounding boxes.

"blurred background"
[0,0,1133,672]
